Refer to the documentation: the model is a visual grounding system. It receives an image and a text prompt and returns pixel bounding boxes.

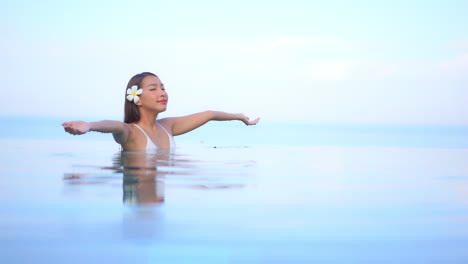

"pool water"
[1,120,468,263]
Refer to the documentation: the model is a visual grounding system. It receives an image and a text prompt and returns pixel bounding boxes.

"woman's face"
[138,75,168,112]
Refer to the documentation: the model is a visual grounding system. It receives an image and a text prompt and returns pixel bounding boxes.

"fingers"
[62,122,72,133]
[63,126,78,135]
[66,129,83,135]
[62,121,81,135]
[245,117,260,125]
[249,117,260,125]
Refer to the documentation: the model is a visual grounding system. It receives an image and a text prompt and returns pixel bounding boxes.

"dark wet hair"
[124,72,158,123]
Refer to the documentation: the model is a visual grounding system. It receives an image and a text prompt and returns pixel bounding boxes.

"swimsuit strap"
[133,123,158,150]
[133,123,175,150]
[132,123,150,138]
[156,122,175,149]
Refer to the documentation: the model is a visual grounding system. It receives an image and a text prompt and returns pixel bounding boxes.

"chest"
[128,124,172,150]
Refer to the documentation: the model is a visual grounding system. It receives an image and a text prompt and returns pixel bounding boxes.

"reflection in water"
[63,148,256,206]
[118,151,170,205]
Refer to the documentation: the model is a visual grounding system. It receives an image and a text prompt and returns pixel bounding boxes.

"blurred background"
[2,0,467,126]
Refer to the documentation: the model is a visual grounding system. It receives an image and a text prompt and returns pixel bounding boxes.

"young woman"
[62,72,260,151]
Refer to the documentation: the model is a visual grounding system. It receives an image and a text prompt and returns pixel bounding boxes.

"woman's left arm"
[160,111,260,136]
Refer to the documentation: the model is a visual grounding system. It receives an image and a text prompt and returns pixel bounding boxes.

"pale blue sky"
[2,0,468,125]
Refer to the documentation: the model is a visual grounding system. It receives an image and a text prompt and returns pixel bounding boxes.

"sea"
[1,115,468,263]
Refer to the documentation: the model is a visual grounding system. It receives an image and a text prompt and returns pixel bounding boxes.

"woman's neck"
[136,110,159,128]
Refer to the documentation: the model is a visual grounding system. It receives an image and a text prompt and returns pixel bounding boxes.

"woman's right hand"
[62,121,90,135]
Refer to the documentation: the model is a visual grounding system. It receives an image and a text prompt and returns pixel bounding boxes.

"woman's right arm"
[62,120,129,144]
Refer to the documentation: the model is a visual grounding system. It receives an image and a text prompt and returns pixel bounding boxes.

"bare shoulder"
[124,123,143,137]
[157,118,175,131]
[113,122,133,144]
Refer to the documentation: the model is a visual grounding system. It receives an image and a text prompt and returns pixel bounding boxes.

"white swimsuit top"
[133,123,176,151]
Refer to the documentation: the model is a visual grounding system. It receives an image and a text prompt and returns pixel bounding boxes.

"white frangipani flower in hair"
[126,85,143,104]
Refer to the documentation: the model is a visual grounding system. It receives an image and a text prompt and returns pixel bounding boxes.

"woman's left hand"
[240,115,260,126]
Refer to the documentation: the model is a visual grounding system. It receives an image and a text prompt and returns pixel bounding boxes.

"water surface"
[1,118,468,263]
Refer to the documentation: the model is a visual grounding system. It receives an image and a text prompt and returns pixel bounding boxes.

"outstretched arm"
[62,120,129,144]
[161,111,260,136]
